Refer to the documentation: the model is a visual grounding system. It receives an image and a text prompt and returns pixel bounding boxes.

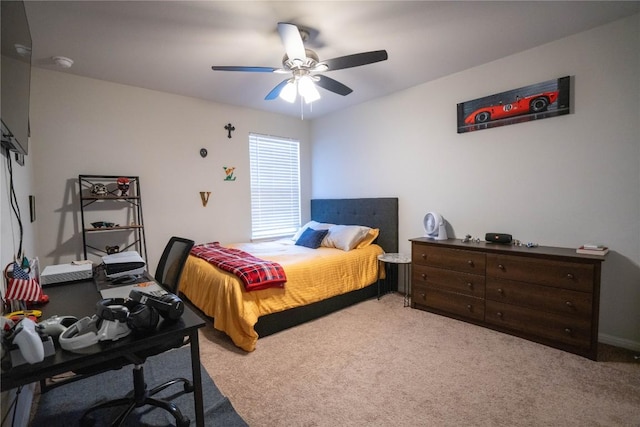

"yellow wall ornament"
[223,166,236,181]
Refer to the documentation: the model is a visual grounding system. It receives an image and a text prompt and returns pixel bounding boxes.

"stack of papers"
[99,281,167,299]
[576,245,609,256]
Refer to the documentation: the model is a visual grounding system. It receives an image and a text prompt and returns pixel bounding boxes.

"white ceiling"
[23,1,640,120]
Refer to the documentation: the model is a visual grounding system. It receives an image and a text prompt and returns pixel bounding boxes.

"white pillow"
[291,220,334,241]
[322,225,372,251]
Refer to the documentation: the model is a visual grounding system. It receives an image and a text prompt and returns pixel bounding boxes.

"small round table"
[377,253,412,307]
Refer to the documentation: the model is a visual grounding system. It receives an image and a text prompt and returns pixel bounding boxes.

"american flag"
[5,261,43,302]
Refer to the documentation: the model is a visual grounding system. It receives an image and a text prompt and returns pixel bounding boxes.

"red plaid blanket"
[190,242,286,291]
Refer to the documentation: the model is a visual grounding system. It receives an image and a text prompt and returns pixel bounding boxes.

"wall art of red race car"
[464,91,559,125]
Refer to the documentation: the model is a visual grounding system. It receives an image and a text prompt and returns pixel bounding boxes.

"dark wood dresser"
[410,237,605,360]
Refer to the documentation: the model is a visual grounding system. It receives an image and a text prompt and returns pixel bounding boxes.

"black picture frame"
[29,195,35,222]
[457,76,571,133]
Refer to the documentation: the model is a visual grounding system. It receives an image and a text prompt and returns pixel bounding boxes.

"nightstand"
[377,253,412,306]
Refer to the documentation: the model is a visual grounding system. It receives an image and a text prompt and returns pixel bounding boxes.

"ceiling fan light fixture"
[298,76,320,104]
[279,80,297,103]
[212,23,386,107]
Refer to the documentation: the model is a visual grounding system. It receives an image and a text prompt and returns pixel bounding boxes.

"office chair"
[155,236,195,295]
[80,236,195,427]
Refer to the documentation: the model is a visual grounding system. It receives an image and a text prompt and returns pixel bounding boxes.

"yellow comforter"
[179,239,383,351]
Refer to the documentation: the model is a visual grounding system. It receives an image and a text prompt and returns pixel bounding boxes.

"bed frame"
[254,197,399,337]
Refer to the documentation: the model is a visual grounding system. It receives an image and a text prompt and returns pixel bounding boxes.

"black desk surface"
[1,279,206,391]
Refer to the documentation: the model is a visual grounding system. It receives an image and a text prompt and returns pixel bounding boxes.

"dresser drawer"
[409,238,602,359]
[413,283,484,321]
[412,244,486,274]
[485,300,591,349]
[486,278,592,319]
[413,264,485,297]
[486,254,594,292]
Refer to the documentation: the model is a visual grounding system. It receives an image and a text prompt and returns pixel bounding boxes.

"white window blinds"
[249,133,301,240]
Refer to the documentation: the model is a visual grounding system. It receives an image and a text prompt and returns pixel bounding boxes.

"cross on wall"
[225,123,235,138]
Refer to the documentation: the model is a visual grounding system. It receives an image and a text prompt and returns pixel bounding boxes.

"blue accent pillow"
[295,227,329,249]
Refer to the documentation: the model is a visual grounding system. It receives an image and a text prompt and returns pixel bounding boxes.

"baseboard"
[599,333,640,352]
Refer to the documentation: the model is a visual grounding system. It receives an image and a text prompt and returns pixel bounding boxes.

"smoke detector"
[14,44,31,57]
[52,56,74,68]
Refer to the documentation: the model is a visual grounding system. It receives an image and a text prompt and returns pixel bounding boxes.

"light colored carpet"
[197,293,640,427]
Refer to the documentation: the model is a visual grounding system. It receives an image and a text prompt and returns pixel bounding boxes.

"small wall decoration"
[224,123,235,138]
[457,76,571,133]
[199,191,211,207]
[200,148,208,158]
[29,195,35,223]
[116,177,130,196]
[223,166,236,181]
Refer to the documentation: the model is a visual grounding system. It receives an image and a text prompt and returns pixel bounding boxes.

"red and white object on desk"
[4,260,48,304]
[576,244,609,255]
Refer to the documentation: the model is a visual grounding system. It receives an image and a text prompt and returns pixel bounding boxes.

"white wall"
[29,70,311,270]
[1,151,36,286]
[12,13,640,351]
[311,15,640,350]
[0,149,37,427]
[1,63,38,427]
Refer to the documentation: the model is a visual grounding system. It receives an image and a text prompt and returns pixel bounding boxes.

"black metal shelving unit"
[78,174,147,263]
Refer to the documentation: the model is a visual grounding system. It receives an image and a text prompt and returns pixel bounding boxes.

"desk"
[1,279,207,426]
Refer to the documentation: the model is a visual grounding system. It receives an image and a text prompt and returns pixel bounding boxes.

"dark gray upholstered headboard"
[310,198,398,253]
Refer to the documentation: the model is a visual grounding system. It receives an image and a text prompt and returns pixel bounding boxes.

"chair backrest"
[154,236,194,294]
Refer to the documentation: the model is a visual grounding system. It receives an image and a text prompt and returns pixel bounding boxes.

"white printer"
[102,251,146,278]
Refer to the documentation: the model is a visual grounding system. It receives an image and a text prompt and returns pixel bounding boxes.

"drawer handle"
[497,288,504,294]
[564,328,572,335]
[566,273,574,280]
[498,264,505,270]
[467,260,474,267]
[466,304,472,311]
[421,273,427,280]
[419,292,426,300]
[466,282,473,290]
[565,301,574,308]
[421,253,427,260]
[497,311,503,318]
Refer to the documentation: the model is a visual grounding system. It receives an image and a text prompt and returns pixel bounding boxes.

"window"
[249,133,301,240]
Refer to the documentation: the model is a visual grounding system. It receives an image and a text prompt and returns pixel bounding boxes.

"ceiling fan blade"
[278,22,306,63]
[315,75,353,96]
[322,50,388,71]
[265,79,290,100]
[211,66,279,73]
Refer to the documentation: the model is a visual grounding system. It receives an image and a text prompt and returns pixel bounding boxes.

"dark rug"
[32,346,248,426]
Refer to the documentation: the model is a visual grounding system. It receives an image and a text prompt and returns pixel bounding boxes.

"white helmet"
[91,183,107,196]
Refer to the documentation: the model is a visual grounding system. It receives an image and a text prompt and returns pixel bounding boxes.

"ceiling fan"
[211,22,388,104]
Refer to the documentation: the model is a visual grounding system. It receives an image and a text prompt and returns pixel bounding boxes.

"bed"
[178,198,398,351]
